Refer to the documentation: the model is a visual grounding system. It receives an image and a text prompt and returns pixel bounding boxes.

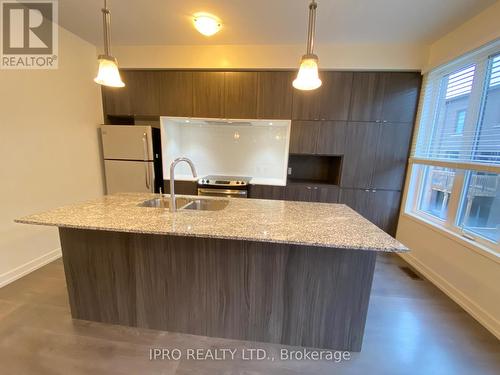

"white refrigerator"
[100,125,163,194]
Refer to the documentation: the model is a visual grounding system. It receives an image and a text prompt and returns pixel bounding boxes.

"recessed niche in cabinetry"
[288,155,342,185]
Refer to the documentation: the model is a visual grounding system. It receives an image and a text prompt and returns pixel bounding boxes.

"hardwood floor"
[0,254,498,374]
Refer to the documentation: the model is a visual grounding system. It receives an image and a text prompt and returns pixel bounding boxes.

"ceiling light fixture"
[94,0,125,87]
[293,0,322,91]
[193,13,221,36]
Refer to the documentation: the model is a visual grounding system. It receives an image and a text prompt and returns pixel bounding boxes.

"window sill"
[400,212,500,264]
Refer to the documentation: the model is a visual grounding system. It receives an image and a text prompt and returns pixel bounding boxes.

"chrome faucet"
[169,157,197,212]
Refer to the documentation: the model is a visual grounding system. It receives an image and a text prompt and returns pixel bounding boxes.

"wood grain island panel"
[59,228,377,352]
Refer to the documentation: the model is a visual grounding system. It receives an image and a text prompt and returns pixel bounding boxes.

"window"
[406,42,500,253]
[455,110,466,134]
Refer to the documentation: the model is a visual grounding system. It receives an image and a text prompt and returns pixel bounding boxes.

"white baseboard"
[0,248,62,288]
[399,252,500,340]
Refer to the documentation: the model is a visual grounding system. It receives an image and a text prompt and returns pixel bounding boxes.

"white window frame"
[404,40,500,256]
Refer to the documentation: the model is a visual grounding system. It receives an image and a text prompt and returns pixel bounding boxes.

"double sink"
[139,196,229,211]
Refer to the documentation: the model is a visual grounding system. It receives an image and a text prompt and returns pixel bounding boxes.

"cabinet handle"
[313,187,318,190]
[372,189,376,193]
[306,186,312,190]
[375,120,381,123]
[364,189,370,192]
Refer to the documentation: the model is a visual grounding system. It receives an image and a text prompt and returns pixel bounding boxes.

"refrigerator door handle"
[142,133,150,189]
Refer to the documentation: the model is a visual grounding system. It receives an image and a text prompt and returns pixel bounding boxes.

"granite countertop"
[15,193,409,253]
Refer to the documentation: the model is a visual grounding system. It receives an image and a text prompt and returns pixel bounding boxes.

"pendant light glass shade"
[94,1,124,88]
[94,55,125,87]
[293,54,322,90]
[293,0,321,91]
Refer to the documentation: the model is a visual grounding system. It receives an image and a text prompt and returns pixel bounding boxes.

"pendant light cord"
[102,0,111,56]
[306,0,317,55]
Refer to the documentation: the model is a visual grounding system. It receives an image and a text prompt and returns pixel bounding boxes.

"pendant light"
[94,0,125,87]
[293,0,322,91]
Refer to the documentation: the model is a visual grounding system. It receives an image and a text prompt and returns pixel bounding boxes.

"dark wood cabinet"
[349,72,421,123]
[248,184,286,200]
[339,188,401,235]
[127,71,160,116]
[163,180,198,195]
[290,121,346,155]
[257,71,293,119]
[381,72,421,123]
[292,86,321,121]
[159,71,193,117]
[102,70,132,116]
[289,121,319,154]
[371,123,412,190]
[313,185,340,203]
[342,122,412,190]
[319,72,353,121]
[224,72,258,119]
[285,183,339,203]
[285,183,315,202]
[292,71,353,121]
[193,72,225,118]
[341,122,380,188]
[316,121,346,155]
[349,72,385,122]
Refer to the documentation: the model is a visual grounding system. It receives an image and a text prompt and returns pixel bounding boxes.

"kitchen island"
[16,193,408,351]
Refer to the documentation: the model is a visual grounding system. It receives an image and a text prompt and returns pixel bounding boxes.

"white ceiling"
[58,0,496,47]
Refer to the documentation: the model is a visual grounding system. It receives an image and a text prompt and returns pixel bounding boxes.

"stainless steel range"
[197,175,252,198]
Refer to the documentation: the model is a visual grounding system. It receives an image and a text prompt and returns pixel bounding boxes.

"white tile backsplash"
[161,117,290,184]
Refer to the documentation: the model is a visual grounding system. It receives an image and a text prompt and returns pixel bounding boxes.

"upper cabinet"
[127,70,161,116]
[381,72,421,123]
[289,121,346,155]
[349,72,421,123]
[224,72,258,119]
[159,71,193,117]
[292,71,353,121]
[102,70,132,116]
[257,71,293,119]
[192,72,225,118]
[341,121,413,190]
[102,70,162,116]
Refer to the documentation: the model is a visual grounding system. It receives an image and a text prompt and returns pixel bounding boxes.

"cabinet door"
[372,123,413,190]
[319,72,353,121]
[285,184,313,202]
[289,121,319,154]
[339,188,401,235]
[128,71,161,116]
[257,71,293,119]
[341,122,381,188]
[224,72,258,119]
[248,185,286,200]
[193,72,225,118]
[102,70,132,116]
[159,71,193,117]
[370,190,402,236]
[316,121,346,155]
[349,72,385,122]
[313,185,340,203]
[381,72,421,123]
[292,84,322,120]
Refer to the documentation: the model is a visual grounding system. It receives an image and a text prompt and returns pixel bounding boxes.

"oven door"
[198,188,248,198]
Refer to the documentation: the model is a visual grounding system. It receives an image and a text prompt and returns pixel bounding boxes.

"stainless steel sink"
[181,199,229,211]
[139,197,191,209]
[139,197,228,211]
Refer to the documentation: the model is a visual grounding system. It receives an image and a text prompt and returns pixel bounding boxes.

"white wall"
[397,1,500,339]
[425,1,500,71]
[0,26,104,286]
[113,43,427,71]
[162,117,290,185]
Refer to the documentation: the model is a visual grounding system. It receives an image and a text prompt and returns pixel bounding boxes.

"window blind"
[411,46,500,170]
